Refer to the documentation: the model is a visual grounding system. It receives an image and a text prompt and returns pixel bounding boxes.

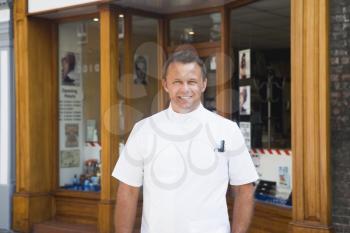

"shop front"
[13,0,331,233]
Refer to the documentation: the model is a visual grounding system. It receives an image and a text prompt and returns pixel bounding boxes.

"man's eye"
[173,81,181,84]
[188,80,197,84]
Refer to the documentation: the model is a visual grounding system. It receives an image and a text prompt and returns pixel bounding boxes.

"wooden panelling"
[225,0,258,10]
[53,13,99,24]
[15,14,30,194]
[33,220,98,233]
[14,11,55,193]
[291,225,333,233]
[290,0,332,232]
[13,193,53,233]
[54,190,100,199]
[27,18,56,191]
[318,0,332,225]
[13,0,57,232]
[53,191,100,226]
[13,195,30,232]
[216,7,231,117]
[98,200,115,233]
[226,196,292,233]
[99,4,119,204]
[249,203,292,233]
[123,13,133,136]
[50,23,59,192]
[157,18,168,110]
[55,196,99,225]
[99,6,120,233]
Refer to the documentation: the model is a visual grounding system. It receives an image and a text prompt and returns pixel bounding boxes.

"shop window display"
[231,0,291,207]
[58,19,101,192]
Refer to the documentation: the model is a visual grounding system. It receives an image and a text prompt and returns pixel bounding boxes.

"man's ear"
[201,78,207,92]
[162,79,169,93]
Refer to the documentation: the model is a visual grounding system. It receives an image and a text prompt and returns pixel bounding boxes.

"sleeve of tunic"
[228,122,259,186]
[112,122,144,187]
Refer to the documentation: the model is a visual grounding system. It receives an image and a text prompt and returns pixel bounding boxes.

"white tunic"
[112,103,258,233]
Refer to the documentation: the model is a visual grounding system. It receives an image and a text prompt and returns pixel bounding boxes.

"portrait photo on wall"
[61,52,81,86]
[65,123,79,148]
[134,55,148,85]
[239,49,251,80]
[239,85,251,115]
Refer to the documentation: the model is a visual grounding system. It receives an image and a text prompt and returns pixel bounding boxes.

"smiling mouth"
[178,96,192,99]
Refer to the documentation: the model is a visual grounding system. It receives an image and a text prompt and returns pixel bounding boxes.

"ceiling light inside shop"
[188,31,195,35]
[119,14,124,18]
[93,18,99,22]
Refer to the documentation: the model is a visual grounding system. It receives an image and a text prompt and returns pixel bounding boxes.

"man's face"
[61,59,69,77]
[136,62,146,79]
[240,92,244,106]
[163,62,207,113]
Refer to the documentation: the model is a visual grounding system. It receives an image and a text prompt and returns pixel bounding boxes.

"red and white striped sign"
[86,142,101,148]
[250,148,292,156]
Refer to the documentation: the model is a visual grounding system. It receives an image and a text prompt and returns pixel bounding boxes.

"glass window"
[169,13,221,46]
[232,0,291,149]
[203,56,217,112]
[116,15,159,148]
[127,15,159,127]
[117,14,126,142]
[58,19,101,192]
[231,0,292,207]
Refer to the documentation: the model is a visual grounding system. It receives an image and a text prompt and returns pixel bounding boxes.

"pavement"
[0,230,18,233]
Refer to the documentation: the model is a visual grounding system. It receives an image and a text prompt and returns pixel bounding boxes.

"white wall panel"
[0,9,10,22]
[28,0,100,13]
[0,49,9,185]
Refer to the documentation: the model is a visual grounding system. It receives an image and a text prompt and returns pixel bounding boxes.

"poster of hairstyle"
[239,85,251,115]
[239,49,251,80]
[60,52,81,86]
[134,55,148,85]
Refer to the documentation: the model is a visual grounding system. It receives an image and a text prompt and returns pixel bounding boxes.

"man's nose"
[180,83,190,92]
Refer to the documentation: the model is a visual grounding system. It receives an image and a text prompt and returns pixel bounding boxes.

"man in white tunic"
[112,49,259,233]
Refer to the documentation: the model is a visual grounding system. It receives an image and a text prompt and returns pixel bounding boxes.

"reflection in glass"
[231,0,291,149]
[202,56,217,112]
[170,13,221,46]
[128,15,159,125]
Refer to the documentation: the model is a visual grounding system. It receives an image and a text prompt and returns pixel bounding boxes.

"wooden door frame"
[290,0,331,232]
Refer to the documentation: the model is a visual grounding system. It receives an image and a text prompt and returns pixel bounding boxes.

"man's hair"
[163,48,207,80]
[63,52,76,72]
